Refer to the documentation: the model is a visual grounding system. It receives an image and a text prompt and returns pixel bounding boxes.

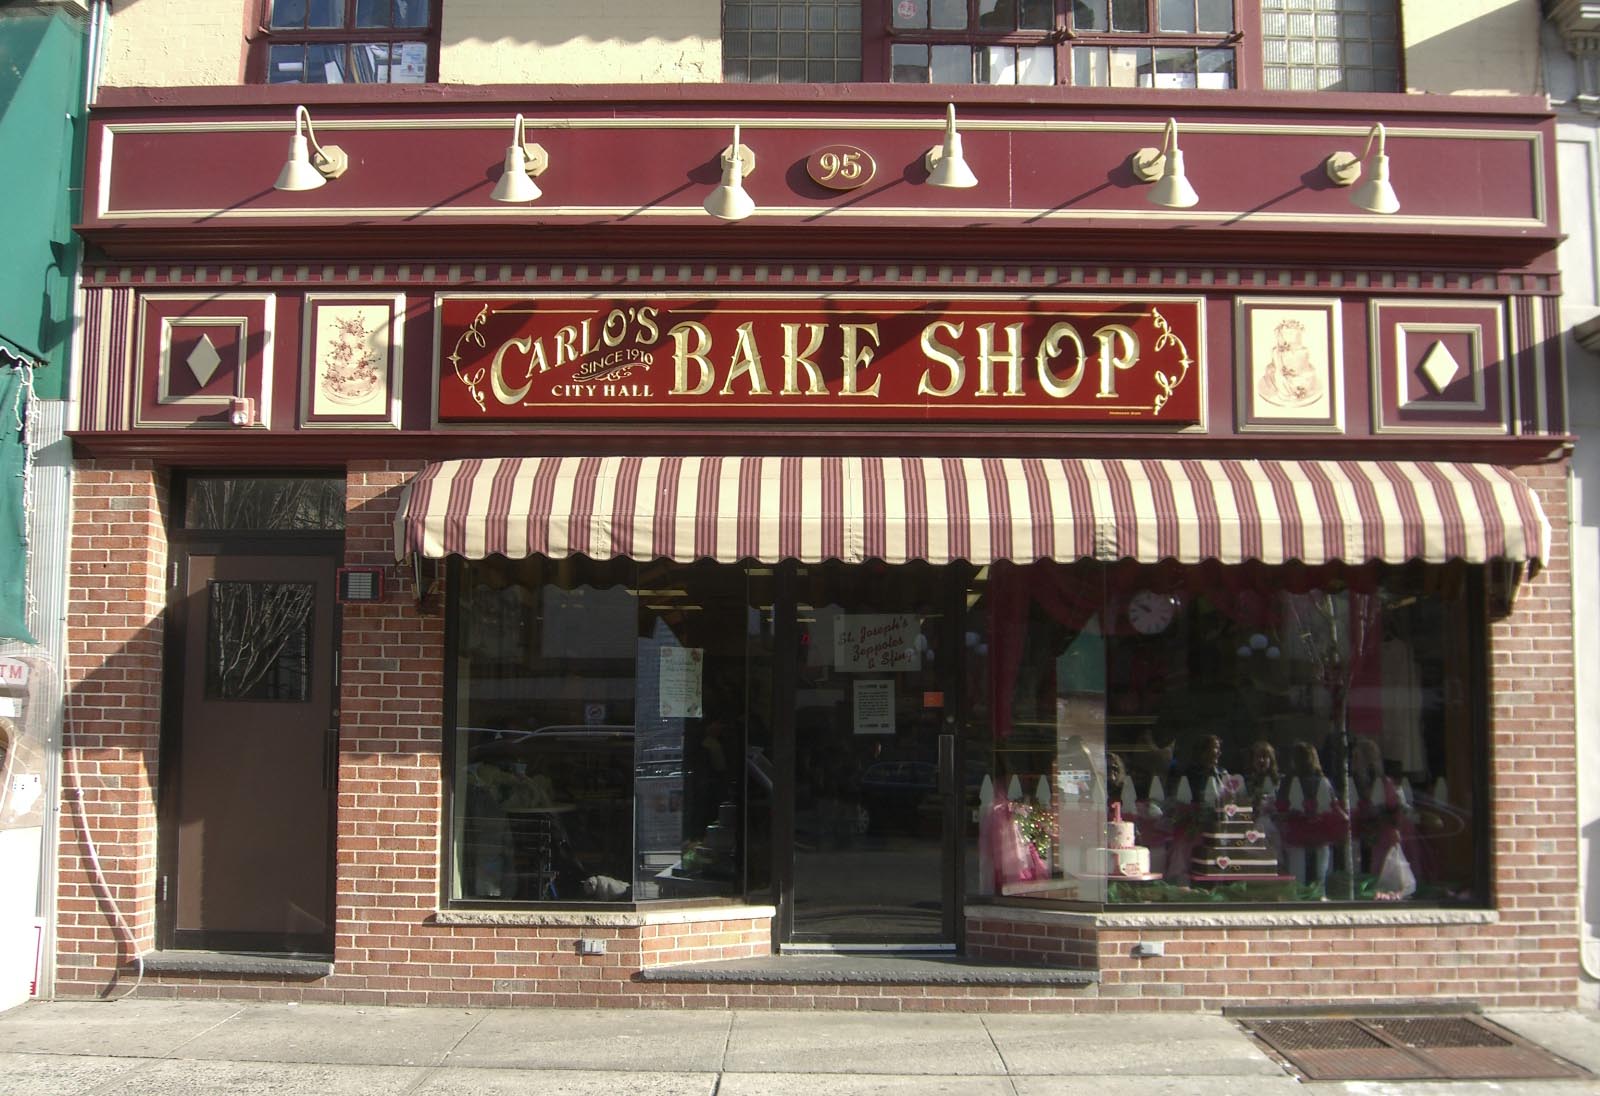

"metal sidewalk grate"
[1240,1015,1592,1082]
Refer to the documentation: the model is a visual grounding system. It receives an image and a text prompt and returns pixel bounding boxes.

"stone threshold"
[639,953,1097,986]
[970,904,1499,931]
[140,950,334,978]
[435,904,776,928]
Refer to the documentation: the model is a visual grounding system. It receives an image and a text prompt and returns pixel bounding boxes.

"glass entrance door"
[785,561,959,947]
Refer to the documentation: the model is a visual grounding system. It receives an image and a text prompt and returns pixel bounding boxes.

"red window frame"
[246,0,442,84]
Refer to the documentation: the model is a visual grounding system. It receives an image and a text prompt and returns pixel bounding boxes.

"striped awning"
[393,456,1550,568]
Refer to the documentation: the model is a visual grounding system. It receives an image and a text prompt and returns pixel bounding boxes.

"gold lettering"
[580,318,599,357]
[781,323,828,396]
[490,336,535,405]
[976,323,1025,397]
[554,324,580,367]
[839,323,882,397]
[916,321,965,398]
[1036,322,1088,399]
[668,321,715,395]
[1094,323,1140,399]
[636,306,660,344]
[601,308,628,347]
[721,322,771,396]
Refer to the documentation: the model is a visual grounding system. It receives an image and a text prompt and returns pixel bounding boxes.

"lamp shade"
[491,144,542,203]
[274,134,327,192]
[1147,146,1199,209]
[1350,150,1400,214]
[925,103,978,189]
[705,126,755,221]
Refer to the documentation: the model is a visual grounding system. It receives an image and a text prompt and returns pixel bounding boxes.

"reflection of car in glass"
[460,725,640,899]
[858,758,987,835]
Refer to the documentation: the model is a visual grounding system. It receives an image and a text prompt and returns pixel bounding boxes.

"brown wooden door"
[163,546,338,953]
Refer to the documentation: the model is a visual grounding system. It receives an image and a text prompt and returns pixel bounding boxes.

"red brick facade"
[51,458,1576,1010]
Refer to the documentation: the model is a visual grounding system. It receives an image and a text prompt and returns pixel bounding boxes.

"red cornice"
[88,83,1555,122]
[75,222,1563,270]
[66,429,1573,467]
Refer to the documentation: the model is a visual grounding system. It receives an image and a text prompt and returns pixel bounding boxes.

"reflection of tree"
[189,479,344,532]
[1285,585,1380,899]
[210,582,314,699]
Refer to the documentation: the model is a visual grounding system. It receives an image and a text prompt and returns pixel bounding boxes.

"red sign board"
[436,295,1203,425]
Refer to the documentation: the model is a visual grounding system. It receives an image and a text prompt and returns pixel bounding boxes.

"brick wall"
[56,461,167,995]
[53,457,1576,1011]
[335,461,447,991]
[968,458,1580,1011]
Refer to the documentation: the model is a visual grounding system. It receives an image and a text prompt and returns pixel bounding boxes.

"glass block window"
[259,0,437,84]
[1260,0,1400,92]
[723,0,864,83]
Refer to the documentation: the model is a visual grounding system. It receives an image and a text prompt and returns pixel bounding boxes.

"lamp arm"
[297,104,327,158]
[1363,123,1386,161]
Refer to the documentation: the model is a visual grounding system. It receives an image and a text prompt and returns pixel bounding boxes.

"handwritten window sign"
[658,646,704,718]
[854,678,895,736]
[834,614,921,673]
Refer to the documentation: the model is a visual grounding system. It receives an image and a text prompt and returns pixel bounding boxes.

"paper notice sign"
[658,646,704,718]
[853,678,894,735]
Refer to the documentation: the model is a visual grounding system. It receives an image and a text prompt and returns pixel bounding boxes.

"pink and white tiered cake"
[1100,803,1151,877]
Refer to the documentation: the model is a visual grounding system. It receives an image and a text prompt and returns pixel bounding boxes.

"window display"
[449,557,765,905]
[967,559,1485,906]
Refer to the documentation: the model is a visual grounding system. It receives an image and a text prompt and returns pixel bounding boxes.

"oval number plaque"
[807,145,877,191]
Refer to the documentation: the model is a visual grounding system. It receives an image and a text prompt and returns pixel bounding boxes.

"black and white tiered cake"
[1192,802,1278,877]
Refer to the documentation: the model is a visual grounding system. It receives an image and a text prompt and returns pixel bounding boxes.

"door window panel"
[205,581,315,702]
[183,477,346,532]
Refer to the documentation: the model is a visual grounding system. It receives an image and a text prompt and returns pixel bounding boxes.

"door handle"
[323,723,339,789]
[938,733,956,798]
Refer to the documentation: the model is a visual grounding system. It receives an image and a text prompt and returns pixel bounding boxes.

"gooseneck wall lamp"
[1130,117,1199,209]
[273,105,348,192]
[704,124,757,221]
[1324,122,1400,214]
[924,102,978,189]
[490,113,549,204]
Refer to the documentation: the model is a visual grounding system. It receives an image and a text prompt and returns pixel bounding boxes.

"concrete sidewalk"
[0,999,1597,1095]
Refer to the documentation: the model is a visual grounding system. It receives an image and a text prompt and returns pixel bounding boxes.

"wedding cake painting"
[1260,318,1322,408]
[307,299,399,421]
[1243,303,1340,429]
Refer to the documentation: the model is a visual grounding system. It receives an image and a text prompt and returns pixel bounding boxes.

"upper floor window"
[254,0,439,84]
[724,0,1400,91]
[887,0,1237,87]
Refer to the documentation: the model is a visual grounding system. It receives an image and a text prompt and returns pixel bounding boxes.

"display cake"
[1192,801,1279,877]
[1100,803,1151,877]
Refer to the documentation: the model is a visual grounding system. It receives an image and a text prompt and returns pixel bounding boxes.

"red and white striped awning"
[394,456,1549,568]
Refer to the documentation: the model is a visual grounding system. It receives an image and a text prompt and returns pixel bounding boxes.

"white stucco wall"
[98,0,247,87]
[1546,21,1600,1005]
[1404,0,1543,95]
[439,0,721,84]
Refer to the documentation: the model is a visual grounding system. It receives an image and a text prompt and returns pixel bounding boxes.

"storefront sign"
[834,613,922,672]
[436,295,1202,424]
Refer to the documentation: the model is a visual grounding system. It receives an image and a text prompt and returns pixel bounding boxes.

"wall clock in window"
[1127,590,1180,635]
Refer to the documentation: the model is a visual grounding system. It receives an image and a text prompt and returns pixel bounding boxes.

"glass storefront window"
[449,556,770,905]
[449,551,1488,914]
[966,559,1485,907]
